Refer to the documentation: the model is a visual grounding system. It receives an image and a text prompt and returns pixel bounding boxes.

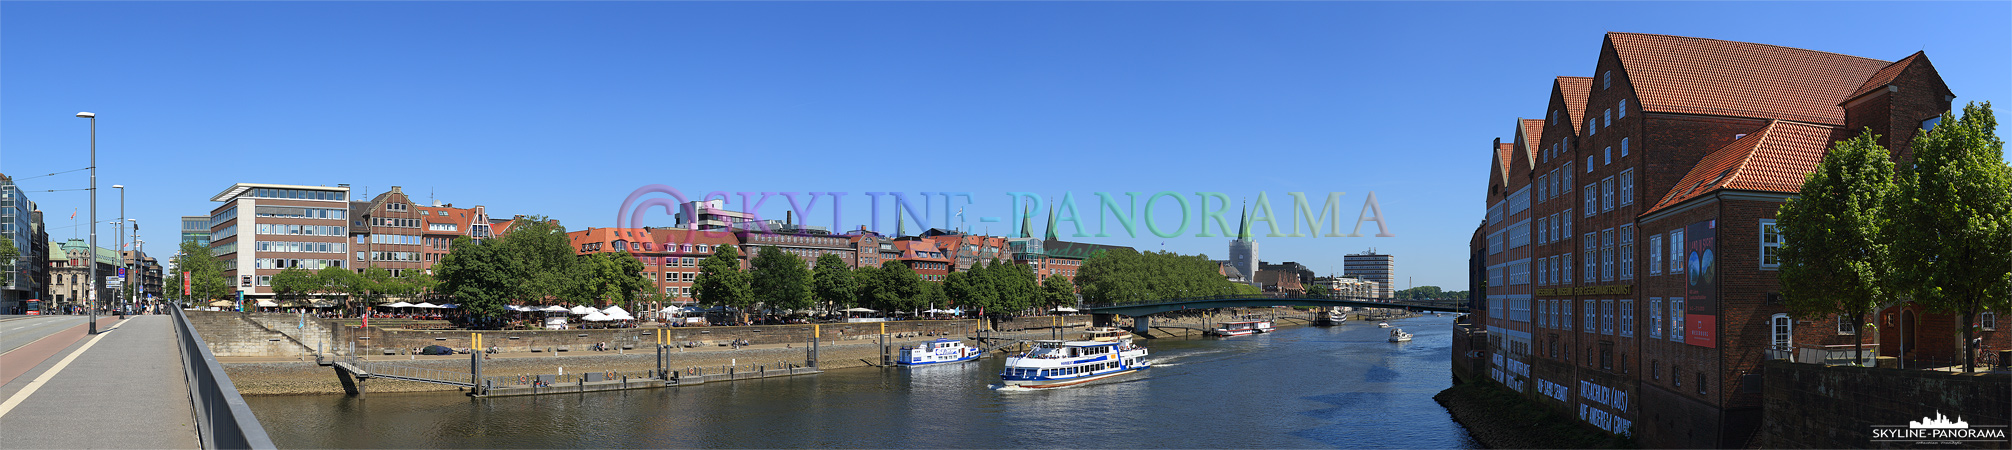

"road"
[0,315,88,355]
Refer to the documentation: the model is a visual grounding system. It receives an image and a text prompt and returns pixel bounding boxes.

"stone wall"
[1756,360,2011,449]
[328,316,1091,356]
[185,310,317,357]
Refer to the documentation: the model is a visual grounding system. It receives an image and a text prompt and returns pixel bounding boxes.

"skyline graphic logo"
[1871,411,2008,445]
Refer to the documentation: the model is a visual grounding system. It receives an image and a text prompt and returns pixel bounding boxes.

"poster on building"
[1684,219,1717,348]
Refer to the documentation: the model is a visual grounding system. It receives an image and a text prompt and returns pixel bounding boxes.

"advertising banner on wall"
[1685,219,1717,348]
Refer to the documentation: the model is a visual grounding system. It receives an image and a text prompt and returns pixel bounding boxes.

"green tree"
[852,265,882,311]
[1777,131,1896,364]
[357,266,395,308]
[435,236,511,323]
[269,266,317,305]
[1041,274,1077,309]
[405,272,439,302]
[175,241,231,304]
[1892,102,2012,373]
[1076,249,1243,306]
[993,262,1040,314]
[811,253,857,311]
[583,252,650,309]
[750,246,814,314]
[945,270,991,313]
[694,244,752,320]
[873,260,922,313]
[495,217,580,305]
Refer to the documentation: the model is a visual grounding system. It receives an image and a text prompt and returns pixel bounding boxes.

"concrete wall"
[327,316,1092,356]
[185,310,317,357]
[1756,360,2011,449]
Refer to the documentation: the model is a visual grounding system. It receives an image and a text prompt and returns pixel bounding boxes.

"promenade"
[0,316,201,449]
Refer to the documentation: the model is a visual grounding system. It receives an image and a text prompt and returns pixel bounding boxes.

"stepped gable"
[1646,120,1842,214]
[1607,32,1889,124]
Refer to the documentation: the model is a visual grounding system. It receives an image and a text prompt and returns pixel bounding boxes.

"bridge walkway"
[0,316,202,449]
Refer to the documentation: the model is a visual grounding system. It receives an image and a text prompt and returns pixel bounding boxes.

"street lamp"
[114,185,125,316]
[77,112,97,334]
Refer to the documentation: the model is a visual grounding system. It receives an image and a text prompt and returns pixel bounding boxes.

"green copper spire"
[1019,205,1033,238]
[1044,200,1059,241]
[1236,202,1252,241]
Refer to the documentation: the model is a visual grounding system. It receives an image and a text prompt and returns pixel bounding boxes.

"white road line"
[0,318,130,418]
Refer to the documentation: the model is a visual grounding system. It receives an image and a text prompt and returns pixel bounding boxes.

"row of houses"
[1464,32,2005,448]
[196,183,1134,305]
[2,173,166,314]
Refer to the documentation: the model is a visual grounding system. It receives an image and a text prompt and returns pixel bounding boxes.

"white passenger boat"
[895,338,981,366]
[1315,309,1349,326]
[1389,328,1413,342]
[1206,320,1274,337]
[1377,321,1392,328]
[999,336,1149,389]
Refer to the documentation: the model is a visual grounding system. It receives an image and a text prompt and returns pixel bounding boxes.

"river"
[247,315,1478,449]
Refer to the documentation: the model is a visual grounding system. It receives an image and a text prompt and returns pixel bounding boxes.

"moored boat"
[896,338,982,366]
[1377,321,1392,328]
[1389,328,1413,342]
[999,336,1149,389]
[1206,320,1275,337]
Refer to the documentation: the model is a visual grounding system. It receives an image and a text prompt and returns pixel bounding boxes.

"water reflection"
[249,315,1476,449]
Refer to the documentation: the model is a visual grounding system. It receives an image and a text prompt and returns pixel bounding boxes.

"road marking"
[0,318,130,419]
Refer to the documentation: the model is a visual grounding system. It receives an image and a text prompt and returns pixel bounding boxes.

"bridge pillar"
[1131,316,1152,335]
[1091,314,1116,328]
[335,367,362,396]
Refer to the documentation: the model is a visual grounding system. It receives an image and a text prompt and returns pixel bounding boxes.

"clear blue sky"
[4,2,2007,290]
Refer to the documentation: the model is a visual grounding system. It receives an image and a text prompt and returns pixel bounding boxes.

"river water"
[247,315,1478,449]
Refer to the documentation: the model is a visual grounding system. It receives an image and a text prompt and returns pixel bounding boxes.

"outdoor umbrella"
[602,305,629,316]
[583,311,613,321]
[841,307,877,313]
[541,305,569,313]
[569,305,595,315]
[413,302,439,309]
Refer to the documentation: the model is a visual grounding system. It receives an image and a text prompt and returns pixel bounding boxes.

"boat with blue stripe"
[999,328,1149,389]
[896,338,982,366]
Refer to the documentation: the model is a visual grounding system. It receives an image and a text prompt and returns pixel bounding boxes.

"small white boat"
[1377,321,1392,328]
[1000,336,1149,389]
[1389,328,1413,342]
[1206,320,1274,337]
[896,338,981,366]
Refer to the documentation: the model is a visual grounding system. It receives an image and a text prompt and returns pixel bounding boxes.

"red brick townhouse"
[1471,33,2000,448]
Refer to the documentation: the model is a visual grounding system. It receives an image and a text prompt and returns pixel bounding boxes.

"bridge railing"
[170,303,279,450]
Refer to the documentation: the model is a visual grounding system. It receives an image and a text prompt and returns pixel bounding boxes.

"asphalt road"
[0,316,86,355]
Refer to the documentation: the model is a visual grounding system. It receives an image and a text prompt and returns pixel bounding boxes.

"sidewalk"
[0,316,201,449]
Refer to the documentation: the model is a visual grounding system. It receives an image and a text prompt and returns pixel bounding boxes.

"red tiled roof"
[1842,51,1922,104]
[1557,77,1592,134]
[1607,32,1889,125]
[1519,118,1546,167]
[1493,142,1515,187]
[1645,120,1842,215]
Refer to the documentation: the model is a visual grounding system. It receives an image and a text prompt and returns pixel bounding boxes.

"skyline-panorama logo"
[1871,411,2008,445]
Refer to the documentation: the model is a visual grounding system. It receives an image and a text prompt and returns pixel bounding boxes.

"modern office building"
[209,183,353,302]
[673,199,758,231]
[1343,250,1396,299]
[2,173,51,313]
[1471,33,1998,448]
[181,215,211,245]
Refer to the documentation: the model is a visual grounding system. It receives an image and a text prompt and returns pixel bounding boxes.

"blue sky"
[4,2,2007,290]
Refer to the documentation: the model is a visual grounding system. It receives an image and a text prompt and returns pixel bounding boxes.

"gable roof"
[1607,32,1889,125]
[1557,76,1593,135]
[1492,142,1516,187]
[1518,118,1545,167]
[1645,120,1841,215]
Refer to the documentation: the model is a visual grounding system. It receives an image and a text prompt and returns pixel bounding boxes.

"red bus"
[22,299,41,315]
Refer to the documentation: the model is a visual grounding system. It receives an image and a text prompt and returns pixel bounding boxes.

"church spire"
[1019,205,1033,238]
[1236,201,1252,241]
[1044,200,1059,241]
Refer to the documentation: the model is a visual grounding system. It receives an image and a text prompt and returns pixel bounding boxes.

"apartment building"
[209,183,352,301]
[349,186,427,278]
[1472,33,1994,448]
[1343,250,1397,299]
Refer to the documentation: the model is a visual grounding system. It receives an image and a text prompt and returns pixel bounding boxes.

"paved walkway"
[0,316,201,449]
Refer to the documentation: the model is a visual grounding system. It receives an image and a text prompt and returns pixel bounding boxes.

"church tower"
[1228,203,1259,287]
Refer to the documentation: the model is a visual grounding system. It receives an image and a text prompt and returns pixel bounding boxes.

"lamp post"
[127,219,139,314]
[114,185,125,316]
[78,112,97,334]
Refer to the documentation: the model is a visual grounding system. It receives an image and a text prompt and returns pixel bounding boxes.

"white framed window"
[1602,228,1616,282]
[1584,185,1598,216]
[1619,169,1635,207]
[1602,71,1612,89]
[1649,233,1664,275]
[1670,298,1686,342]
[1584,299,1598,333]
[1771,313,1793,350]
[1562,209,1573,237]
[1983,312,1997,331]
[1604,109,1612,128]
[1602,299,1616,335]
[1562,253,1573,284]
[1538,174,1550,201]
[1563,164,1574,191]
[1538,216,1549,244]
[1669,229,1685,273]
[1760,219,1782,269]
[1584,233,1599,283]
[1586,156,1595,171]
[1550,110,1557,125]
[1621,137,1630,157]
[1619,224,1635,280]
[1837,315,1857,335]
[1537,257,1548,286]
[1560,297,1572,330]
[1620,99,1628,118]
[1550,214,1562,245]
[1601,177,1616,212]
[1621,299,1635,338]
[1649,298,1664,339]
[1604,147,1613,165]
[1588,118,1597,136]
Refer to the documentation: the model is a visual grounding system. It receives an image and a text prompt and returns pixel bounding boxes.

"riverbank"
[1433,380,1633,449]
[1127,308,1419,339]
[225,327,1063,395]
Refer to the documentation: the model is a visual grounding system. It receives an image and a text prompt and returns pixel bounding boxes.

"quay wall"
[1755,360,2012,449]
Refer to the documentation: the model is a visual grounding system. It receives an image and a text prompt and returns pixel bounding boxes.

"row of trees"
[1777,102,2012,372]
[690,245,1078,322]
[435,218,650,323]
[1074,248,1261,305]
[1393,286,1470,301]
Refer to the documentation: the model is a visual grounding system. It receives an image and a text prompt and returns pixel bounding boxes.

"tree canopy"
[1777,130,1895,363]
[1076,249,1242,305]
[1891,102,2012,372]
[750,246,814,313]
[812,253,857,310]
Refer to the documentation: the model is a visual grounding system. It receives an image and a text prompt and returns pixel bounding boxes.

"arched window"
[1770,313,1793,351]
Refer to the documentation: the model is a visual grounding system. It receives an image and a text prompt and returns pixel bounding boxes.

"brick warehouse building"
[1471,33,2003,448]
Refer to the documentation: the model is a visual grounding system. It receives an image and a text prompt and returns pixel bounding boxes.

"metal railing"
[170,304,279,450]
[1081,293,1469,311]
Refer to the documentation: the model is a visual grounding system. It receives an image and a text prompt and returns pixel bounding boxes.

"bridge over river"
[1080,294,1469,333]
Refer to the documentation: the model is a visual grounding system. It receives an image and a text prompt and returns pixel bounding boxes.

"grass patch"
[1434,379,1635,449]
